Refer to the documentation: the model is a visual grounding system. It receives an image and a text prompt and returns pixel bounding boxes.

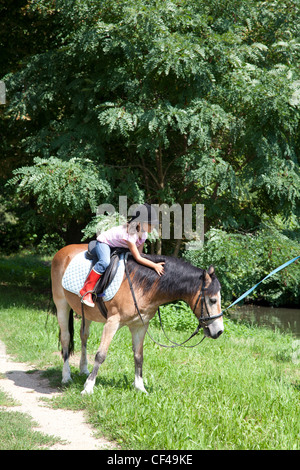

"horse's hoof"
[81,379,94,395]
[62,376,72,385]
[133,383,148,394]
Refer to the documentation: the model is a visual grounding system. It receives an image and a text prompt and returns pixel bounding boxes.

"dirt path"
[0,340,115,450]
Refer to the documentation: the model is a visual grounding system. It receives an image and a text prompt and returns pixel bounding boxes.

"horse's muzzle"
[204,323,224,339]
[211,329,223,339]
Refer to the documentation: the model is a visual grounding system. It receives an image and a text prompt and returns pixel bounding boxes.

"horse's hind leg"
[129,324,148,394]
[79,318,91,376]
[82,317,120,395]
[55,297,74,384]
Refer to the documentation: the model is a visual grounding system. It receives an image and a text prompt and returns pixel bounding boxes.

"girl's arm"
[138,243,144,255]
[126,241,164,276]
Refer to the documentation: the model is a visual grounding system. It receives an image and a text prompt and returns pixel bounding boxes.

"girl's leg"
[94,242,111,274]
[80,243,111,307]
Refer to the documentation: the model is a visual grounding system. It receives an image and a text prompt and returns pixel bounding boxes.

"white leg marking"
[81,375,96,395]
[130,324,148,394]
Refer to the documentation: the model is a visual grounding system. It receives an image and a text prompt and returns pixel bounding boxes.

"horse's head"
[193,265,224,340]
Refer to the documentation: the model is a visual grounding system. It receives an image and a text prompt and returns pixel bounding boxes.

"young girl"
[80,203,164,307]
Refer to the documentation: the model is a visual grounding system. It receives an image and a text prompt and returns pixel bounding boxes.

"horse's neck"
[150,289,192,311]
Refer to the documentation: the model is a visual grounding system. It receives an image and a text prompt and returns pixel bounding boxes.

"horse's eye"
[209,298,217,304]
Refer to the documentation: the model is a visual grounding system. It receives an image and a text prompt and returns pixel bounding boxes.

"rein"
[124,253,221,348]
[124,253,300,347]
[80,253,299,343]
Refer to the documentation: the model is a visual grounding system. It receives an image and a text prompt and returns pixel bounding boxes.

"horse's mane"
[126,254,221,298]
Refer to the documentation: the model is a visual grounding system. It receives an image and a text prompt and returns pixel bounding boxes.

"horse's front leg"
[81,317,120,395]
[79,318,92,376]
[129,323,148,394]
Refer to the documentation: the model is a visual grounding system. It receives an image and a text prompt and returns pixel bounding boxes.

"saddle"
[86,240,129,319]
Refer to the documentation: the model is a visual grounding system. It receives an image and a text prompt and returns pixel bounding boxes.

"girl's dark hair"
[127,221,141,235]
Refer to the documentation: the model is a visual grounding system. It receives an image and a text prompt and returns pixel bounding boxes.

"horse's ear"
[202,269,208,282]
[207,265,215,277]
[202,269,211,285]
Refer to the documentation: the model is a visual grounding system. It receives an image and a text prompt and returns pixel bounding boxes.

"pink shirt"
[97,224,148,249]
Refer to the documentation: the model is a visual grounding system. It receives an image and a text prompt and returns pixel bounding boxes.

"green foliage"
[6,156,111,243]
[151,301,199,332]
[1,0,300,274]
[3,0,300,237]
[81,212,127,241]
[184,228,300,307]
[36,233,65,256]
[8,156,110,216]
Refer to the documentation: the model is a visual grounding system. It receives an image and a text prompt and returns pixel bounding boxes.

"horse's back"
[51,244,88,299]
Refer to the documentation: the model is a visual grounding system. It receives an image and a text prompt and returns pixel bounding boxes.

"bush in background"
[184,228,300,307]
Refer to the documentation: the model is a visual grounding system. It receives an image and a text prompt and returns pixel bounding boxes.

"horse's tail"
[58,308,74,357]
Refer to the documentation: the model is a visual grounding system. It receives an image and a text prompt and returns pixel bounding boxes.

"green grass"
[0,252,51,290]
[0,409,61,450]
[0,387,19,407]
[0,253,299,450]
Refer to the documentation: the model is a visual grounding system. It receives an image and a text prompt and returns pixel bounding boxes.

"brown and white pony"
[51,244,224,395]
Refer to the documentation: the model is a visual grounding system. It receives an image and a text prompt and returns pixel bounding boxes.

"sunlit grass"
[0,282,299,450]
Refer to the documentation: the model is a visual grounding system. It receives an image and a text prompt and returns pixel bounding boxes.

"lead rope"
[124,254,205,349]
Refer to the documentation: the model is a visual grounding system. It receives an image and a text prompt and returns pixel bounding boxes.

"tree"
[8,157,111,244]
[2,0,300,252]
[0,0,57,181]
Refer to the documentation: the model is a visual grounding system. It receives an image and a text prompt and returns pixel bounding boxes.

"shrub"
[184,228,300,307]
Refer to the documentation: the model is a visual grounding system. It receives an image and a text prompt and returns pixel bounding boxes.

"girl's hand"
[126,241,165,275]
[154,262,165,276]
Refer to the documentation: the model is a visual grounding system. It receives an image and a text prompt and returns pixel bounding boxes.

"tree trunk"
[155,147,164,255]
[172,238,182,257]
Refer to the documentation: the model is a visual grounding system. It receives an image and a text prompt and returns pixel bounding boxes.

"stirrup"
[81,290,96,307]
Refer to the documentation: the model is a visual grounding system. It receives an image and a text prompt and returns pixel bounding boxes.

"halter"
[193,274,224,327]
[124,255,223,348]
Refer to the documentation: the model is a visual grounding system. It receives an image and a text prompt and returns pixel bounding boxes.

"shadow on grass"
[0,284,54,313]
[40,367,66,389]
